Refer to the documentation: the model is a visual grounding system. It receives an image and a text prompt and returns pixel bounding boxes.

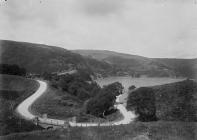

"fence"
[32,116,125,129]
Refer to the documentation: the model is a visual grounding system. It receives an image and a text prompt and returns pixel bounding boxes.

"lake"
[96,76,185,89]
[96,77,185,102]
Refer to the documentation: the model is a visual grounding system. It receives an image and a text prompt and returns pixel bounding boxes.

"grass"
[0,74,42,136]
[127,80,197,122]
[1,121,196,140]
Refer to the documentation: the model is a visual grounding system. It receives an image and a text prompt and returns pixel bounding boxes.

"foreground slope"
[127,80,197,122]
[1,122,196,140]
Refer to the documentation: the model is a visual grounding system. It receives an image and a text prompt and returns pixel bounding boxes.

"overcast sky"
[0,0,197,58]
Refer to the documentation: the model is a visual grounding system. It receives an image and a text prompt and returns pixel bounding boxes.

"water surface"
[96,77,185,102]
[96,76,185,89]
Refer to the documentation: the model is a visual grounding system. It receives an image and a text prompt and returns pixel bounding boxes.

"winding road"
[16,80,136,127]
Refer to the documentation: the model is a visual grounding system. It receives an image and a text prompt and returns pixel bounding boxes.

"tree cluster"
[51,73,101,101]
[86,82,123,117]
[0,64,26,76]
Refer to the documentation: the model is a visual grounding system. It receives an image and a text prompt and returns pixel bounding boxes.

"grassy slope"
[1,122,196,140]
[0,74,42,135]
[127,80,197,121]
[153,80,197,121]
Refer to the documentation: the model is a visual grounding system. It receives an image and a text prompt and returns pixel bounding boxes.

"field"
[1,121,196,140]
[0,74,42,135]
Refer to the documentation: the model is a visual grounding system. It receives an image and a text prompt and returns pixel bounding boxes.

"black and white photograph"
[0,0,197,139]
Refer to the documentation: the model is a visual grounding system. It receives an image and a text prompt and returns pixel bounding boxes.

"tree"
[86,82,123,117]
[103,82,124,96]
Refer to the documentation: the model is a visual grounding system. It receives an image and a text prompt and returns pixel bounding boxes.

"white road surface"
[16,80,136,127]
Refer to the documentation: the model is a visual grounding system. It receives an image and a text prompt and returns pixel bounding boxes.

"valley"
[0,39,196,140]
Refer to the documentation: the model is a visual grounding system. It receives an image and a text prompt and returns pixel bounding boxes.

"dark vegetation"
[0,74,42,136]
[33,72,123,121]
[0,64,26,76]
[50,73,101,101]
[127,80,197,122]
[1,121,197,140]
[86,82,123,117]
[127,87,157,122]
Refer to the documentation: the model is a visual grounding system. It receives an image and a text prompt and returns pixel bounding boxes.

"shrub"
[127,87,157,121]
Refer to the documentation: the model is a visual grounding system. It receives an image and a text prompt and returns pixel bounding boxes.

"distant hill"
[72,50,148,61]
[154,58,197,78]
[73,50,197,78]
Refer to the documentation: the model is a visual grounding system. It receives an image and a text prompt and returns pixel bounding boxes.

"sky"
[0,0,197,58]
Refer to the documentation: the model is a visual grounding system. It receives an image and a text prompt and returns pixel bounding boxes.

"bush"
[127,87,157,121]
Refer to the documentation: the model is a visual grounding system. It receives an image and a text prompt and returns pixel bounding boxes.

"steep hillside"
[0,40,91,74]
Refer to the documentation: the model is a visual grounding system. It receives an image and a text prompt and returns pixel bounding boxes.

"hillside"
[127,80,197,122]
[0,40,113,76]
[72,50,148,61]
[0,74,42,135]
[155,58,197,78]
[73,50,197,78]
[1,40,196,78]
[72,50,175,77]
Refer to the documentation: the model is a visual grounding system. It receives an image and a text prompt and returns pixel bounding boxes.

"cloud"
[1,0,60,28]
[76,0,125,16]
[0,0,197,58]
